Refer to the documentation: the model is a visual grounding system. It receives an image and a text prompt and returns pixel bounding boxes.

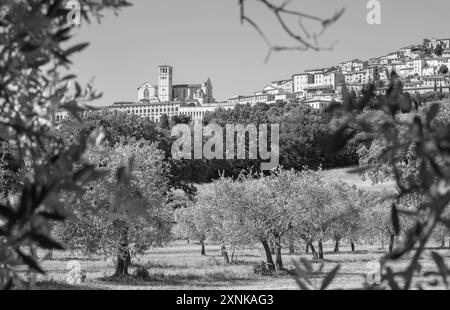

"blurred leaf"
[431,252,449,288]
[321,126,354,154]
[391,204,400,236]
[0,204,15,219]
[36,211,65,221]
[75,82,82,98]
[384,267,400,290]
[2,278,13,290]
[16,250,44,274]
[320,265,340,290]
[300,258,314,273]
[28,232,64,250]
[61,74,77,81]
[63,43,90,57]
[61,100,86,121]
[86,127,106,148]
[426,103,440,127]
[292,260,311,290]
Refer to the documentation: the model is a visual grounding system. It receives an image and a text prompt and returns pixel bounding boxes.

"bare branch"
[239,0,345,61]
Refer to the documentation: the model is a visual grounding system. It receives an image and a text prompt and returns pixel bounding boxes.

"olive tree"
[55,140,172,276]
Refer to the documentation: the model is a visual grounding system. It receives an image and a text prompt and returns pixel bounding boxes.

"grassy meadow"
[22,168,449,290]
[29,241,449,290]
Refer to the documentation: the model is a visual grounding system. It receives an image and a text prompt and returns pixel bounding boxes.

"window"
[143,88,149,98]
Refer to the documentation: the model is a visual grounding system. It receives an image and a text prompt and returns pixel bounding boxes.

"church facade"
[137,65,214,105]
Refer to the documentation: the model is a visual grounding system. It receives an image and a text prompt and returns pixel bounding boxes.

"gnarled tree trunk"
[350,241,355,252]
[200,239,206,255]
[318,240,324,259]
[307,242,318,260]
[260,238,275,271]
[114,220,131,276]
[333,238,340,253]
[221,245,230,264]
[289,238,295,255]
[388,234,395,253]
[274,236,283,271]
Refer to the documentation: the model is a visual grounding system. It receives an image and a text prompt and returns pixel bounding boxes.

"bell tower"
[158,65,173,102]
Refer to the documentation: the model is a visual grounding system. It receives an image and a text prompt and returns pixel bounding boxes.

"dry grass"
[321,167,396,192]
[23,169,447,290]
[25,241,449,290]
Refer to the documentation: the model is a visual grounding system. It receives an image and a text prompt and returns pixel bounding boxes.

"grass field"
[29,241,449,290]
[321,168,396,192]
[22,168,448,290]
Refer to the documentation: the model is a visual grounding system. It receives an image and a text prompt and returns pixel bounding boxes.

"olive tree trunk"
[318,240,324,259]
[333,238,340,253]
[200,239,206,256]
[388,234,395,253]
[289,238,295,255]
[307,242,318,260]
[274,236,283,271]
[221,245,230,264]
[260,239,275,271]
[351,241,356,252]
[114,220,131,276]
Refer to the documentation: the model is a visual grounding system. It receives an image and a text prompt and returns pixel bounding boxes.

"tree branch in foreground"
[239,0,345,62]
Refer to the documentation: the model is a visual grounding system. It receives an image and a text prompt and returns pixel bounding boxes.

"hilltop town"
[229,37,450,109]
[55,38,450,123]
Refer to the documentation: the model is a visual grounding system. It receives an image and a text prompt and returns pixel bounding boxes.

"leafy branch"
[325,76,450,290]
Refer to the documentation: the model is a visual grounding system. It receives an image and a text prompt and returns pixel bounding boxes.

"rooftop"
[173,84,202,88]
[112,101,182,106]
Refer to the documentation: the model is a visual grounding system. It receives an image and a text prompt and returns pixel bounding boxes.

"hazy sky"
[70,0,450,105]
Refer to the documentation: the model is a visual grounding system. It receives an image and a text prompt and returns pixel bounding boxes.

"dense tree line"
[203,102,359,173]
[57,103,360,187]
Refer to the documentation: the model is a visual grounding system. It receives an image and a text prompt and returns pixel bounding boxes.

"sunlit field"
[29,241,449,290]
[320,168,396,192]
[19,168,447,290]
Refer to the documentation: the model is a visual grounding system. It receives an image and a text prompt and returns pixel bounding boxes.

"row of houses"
[226,38,450,109]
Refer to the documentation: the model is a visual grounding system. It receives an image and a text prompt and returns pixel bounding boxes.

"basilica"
[137,65,214,105]
[54,65,234,124]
